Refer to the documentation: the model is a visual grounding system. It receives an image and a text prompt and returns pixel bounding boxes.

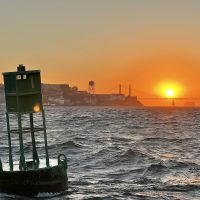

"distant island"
[0,83,143,107]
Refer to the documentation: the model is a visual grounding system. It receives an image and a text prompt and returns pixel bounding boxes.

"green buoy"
[0,65,68,196]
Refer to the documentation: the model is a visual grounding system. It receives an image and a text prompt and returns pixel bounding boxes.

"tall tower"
[129,84,132,97]
[119,84,122,94]
[88,81,95,94]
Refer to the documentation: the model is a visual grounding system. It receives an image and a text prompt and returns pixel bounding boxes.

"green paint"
[18,113,26,170]
[58,154,68,170]
[3,68,42,113]
[0,159,2,171]
[30,113,39,168]
[3,65,50,170]
[6,113,13,171]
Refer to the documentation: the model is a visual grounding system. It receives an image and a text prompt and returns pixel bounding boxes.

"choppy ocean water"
[1,106,200,199]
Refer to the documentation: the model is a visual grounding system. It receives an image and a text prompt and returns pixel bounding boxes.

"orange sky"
[0,1,200,106]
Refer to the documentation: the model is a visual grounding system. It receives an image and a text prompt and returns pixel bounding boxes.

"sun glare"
[33,104,41,113]
[155,82,184,98]
[166,89,174,97]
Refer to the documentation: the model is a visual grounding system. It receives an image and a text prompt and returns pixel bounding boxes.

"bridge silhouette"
[139,97,200,100]
[106,84,200,101]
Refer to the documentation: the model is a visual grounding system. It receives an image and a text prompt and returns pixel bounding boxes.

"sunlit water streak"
[0,106,200,199]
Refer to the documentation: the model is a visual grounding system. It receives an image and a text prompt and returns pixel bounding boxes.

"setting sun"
[155,81,185,99]
[166,89,174,98]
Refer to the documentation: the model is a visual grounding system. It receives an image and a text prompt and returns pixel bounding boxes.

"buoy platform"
[0,65,68,196]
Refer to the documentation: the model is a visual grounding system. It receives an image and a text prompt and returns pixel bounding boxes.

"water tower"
[88,81,95,94]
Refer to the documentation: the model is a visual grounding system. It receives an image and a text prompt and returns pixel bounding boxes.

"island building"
[41,82,143,106]
[0,82,143,106]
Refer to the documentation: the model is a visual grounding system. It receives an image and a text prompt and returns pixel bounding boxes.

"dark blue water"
[1,106,200,200]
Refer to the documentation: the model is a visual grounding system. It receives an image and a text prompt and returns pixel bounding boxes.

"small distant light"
[33,104,40,112]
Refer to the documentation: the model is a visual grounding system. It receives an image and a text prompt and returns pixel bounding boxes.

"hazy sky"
[1,0,200,105]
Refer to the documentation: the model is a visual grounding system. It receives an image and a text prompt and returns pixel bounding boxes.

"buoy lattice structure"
[0,65,68,196]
